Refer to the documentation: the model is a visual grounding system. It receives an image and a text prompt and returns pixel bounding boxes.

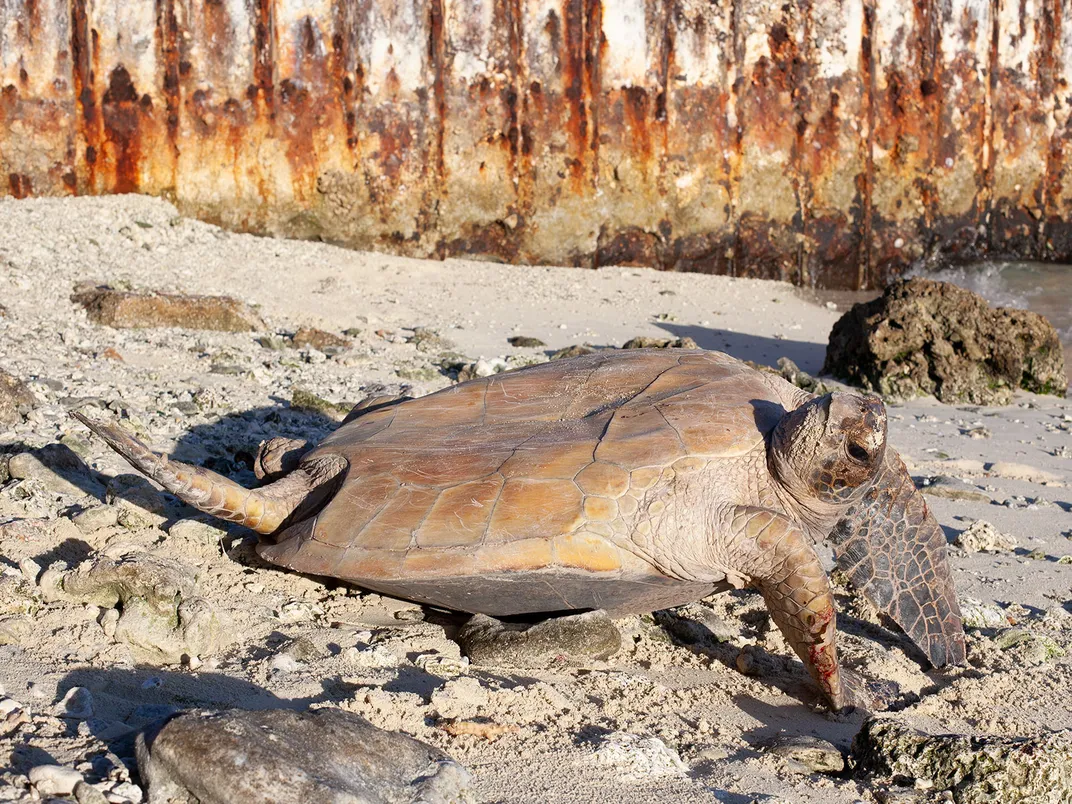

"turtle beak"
[830,447,966,668]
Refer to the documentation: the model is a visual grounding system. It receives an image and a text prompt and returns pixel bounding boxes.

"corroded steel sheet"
[1,0,1070,288]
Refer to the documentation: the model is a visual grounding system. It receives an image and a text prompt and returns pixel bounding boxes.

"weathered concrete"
[1,0,1070,288]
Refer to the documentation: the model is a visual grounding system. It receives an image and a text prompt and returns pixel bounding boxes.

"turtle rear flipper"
[832,448,966,667]
[71,412,345,536]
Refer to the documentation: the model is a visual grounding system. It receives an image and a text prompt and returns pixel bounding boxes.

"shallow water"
[909,261,1071,351]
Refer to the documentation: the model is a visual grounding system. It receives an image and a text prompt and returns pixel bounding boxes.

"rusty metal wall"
[1,0,1070,288]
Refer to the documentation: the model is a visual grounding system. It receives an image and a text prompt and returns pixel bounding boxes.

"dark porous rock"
[851,716,1072,803]
[0,368,38,426]
[71,283,265,332]
[621,336,699,350]
[823,278,1067,404]
[136,708,473,804]
[458,610,621,668]
[292,327,352,354]
[507,336,546,348]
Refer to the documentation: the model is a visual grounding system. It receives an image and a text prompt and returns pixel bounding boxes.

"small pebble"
[735,649,756,675]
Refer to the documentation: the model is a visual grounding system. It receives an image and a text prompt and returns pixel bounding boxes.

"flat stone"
[136,708,473,804]
[458,610,621,668]
[71,505,120,534]
[765,735,845,774]
[917,475,991,504]
[7,444,101,497]
[71,284,265,332]
[852,716,1072,803]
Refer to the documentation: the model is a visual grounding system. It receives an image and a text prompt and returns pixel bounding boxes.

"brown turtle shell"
[258,349,801,615]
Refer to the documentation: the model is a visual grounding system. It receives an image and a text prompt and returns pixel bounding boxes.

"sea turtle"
[73,349,965,709]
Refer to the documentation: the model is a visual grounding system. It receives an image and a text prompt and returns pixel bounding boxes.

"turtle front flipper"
[831,448,966,667]
[722,506,847,710]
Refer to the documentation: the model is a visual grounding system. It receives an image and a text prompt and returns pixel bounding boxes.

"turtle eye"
[847,441,870,463]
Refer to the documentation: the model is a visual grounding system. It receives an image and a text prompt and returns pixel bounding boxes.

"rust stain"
[1,0,1072,287]
[859,1,876,290]
[8,173,32,198]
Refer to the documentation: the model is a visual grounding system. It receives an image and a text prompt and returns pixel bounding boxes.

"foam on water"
[908,261,1072,349]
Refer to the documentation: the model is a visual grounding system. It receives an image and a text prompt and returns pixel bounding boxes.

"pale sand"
[0,195,1069,803]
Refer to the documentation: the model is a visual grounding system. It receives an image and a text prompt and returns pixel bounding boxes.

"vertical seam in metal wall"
[860,0,876,290]
[69,0,92,193]
[429,0,447,249]
[728,0,744,278]
[157,0,180,193]
[796,0,813,286]
[922,0,941,244]
[983,0,1000,253]
[1039,0,1061,257]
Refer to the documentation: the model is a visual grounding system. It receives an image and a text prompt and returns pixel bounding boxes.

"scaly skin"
[70,412,344,535]
[718,506,845,709]
[832,449,966,666]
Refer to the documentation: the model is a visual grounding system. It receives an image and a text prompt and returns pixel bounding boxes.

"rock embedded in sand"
[959,599,1009,630]
[71,284,266,332]
[48,554,227,664]
[765,735,845,774]
[508,336,546,348]
[0,368,38,426]
[71,505,120,534]
[7,444,100,497]
[290,387,353,422]
[458,611,621,668]
[823,278,1067,404]
[917,475,991,504]
[136,708,473,804]
[851,716,1072,803]
[953,520,1018,553]
[993,628,1065,664]
[592,733,686,779]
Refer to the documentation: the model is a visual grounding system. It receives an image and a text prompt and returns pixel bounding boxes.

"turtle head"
[770,392,887,508]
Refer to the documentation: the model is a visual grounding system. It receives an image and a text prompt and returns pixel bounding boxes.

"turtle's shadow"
[654,322,829,375]
[71,403,342,527]
[168,403,340,487]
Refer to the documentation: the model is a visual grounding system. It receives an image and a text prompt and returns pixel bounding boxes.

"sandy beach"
[0,195,1069,803]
